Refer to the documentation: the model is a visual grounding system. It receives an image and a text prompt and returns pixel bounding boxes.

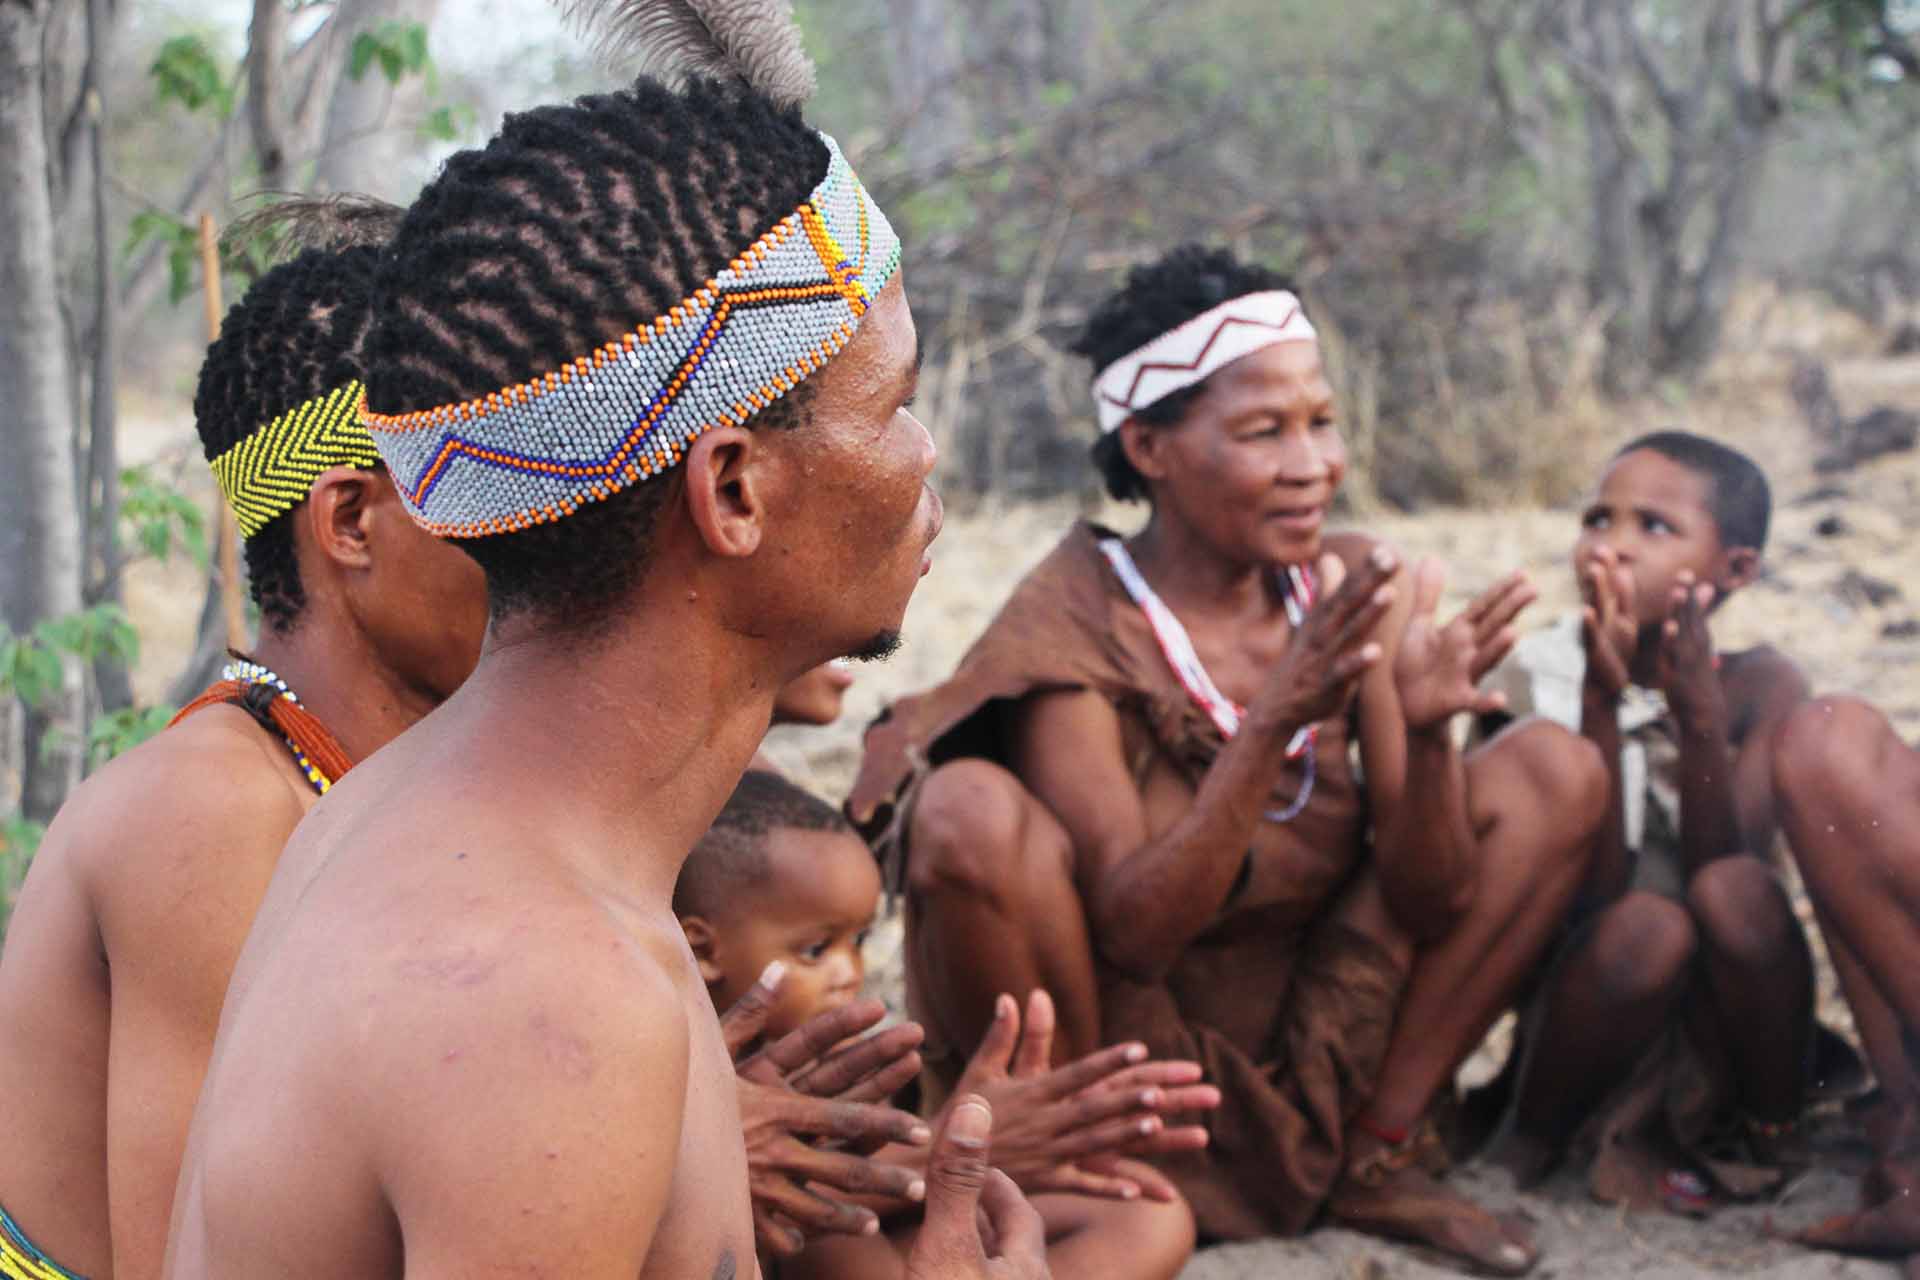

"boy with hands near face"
[1493,432,1819,1205]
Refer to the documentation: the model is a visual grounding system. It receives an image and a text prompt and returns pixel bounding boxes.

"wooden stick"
[198,213,248,652]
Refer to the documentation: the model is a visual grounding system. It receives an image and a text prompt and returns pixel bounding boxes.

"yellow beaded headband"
[210,381,381,537]
[362,132,902,539]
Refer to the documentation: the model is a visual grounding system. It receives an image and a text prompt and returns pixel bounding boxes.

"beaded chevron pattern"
[209,381,381,537]
[362,132,902,539]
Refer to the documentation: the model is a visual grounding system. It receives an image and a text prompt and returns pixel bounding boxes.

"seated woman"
[849,245,1607,1274]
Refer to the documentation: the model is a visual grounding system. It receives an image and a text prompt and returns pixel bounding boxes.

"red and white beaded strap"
[1096,538,1314,759]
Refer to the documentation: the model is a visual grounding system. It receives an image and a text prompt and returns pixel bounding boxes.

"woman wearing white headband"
[853,244,1609,1274]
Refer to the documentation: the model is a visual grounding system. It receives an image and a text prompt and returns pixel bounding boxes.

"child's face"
[694,827,881,1040]
[1573,449,1736,631]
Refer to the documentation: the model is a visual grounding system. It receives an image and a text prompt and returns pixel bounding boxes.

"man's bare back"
[166,705,755,1280]
[0,706,311,1279]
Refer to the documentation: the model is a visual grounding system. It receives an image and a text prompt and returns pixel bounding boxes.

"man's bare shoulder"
[51,705,306,927]
[345,902,696,1247]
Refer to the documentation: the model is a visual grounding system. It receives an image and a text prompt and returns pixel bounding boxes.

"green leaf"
[86,706,177,766]
[150,34,233,116]
[402,22,430,72]
[349,31,380,82]
[120,464,209,568]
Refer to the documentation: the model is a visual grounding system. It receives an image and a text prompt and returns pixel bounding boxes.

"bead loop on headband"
[210,380,381,537]
[1092,290,1317,434]
[363,132,902,539]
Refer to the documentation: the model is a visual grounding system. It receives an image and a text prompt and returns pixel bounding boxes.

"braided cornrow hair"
[365,76,829,627]
[193,244,386,632]
[1070,244,1303,502]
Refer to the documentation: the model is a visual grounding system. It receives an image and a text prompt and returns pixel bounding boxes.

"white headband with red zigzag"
[1092,290,1317,433]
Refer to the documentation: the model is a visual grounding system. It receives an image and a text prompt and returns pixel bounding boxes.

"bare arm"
[380,940,692,1280]
[1577,546,1638,903]
[1657,580,1808,873]
[1011,548,1398,980]
[1359,552,1531,938]
[93,726,304,1280]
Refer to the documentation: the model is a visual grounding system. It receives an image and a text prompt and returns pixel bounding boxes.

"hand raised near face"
[1249,544,1399,739]
[723,966,933,1256]
[907,1097,1051,1280]
[945,989,1219,1202]
[1652,571,1723,728]
[1392,560,1536,731]
[1580,545,1639,699]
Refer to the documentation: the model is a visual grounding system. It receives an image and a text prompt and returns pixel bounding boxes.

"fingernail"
[1123,1184,1139,1200]
[1138,1117,1158,1134]
[997,993,1015,1018]
[951,1097,992,1145]
[1370,547,1393,568]
[908,1123,932,1144]
[906,1178,926,1202]
[758,960,785,990]
[1124,1043,1147,1063]
[862,1216,880,1235]
[1139,1088,1161,1106]
[1498,1245,1528,1268]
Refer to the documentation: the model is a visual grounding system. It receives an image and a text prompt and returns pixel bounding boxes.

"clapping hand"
[724,965,933,1255]
[905,1097,1051,1280]
[1393,561,1535,730]
[945,989,1220,1202]
[1580,545,1639,699]
[1652,570,1722,728]
[1250,545,1399,736]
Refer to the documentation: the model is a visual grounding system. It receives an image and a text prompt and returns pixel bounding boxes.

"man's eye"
[799,940,830,961]
[1582,512,1610,530]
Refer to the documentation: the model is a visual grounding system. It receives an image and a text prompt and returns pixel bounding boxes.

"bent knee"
[1053,1190,1196,1280]
[907,759,1065,901]
[1481,718,1609,837]
[1587,892,1696,1003]
[1773,696,1901,804]
[1687,856,1800,968]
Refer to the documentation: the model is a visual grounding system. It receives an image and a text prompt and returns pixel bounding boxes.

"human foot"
[1328,1133,1537,1275]
[1792,1160,1920,1258]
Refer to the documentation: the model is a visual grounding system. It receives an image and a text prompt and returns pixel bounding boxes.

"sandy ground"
[113,310,1920,1277]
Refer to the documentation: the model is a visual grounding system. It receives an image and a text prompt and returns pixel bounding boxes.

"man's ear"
[1117,417,1169,486]
[300,466,378,571]
[1719,545,1761,598]
[682,425,767,560]
[680,915,727,986]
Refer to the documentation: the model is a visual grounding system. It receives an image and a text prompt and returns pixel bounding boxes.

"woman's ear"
[682,425,766,560]
[301,467,378,571]
[1118,417,1169,485]
[680,915,727,986]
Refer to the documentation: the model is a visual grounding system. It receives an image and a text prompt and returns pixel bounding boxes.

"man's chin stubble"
[845,629,903,664]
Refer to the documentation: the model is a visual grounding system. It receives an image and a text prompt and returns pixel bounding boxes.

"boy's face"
[1573,448,1751,631]
[690,827,881,1040]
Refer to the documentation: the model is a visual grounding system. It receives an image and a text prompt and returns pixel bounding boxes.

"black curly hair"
[674,769,854,919]
[1615,431,1772,552]
[193,244,386,632]
[1069,244,1303,502]
[365,77,831,627]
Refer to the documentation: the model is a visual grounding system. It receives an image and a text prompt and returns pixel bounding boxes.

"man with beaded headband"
[0,206,493,1280]
[162,7,1041,1280]
[851,244,1612,1274]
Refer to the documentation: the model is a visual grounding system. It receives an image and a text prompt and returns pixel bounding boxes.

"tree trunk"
[313,0,441,199]
[0,0,88,822]
[84,0,131,716]
[885,0,965,174]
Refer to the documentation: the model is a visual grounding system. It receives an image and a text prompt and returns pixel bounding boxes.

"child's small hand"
[1654,571,1724,728]
[1581,545,1638,698]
